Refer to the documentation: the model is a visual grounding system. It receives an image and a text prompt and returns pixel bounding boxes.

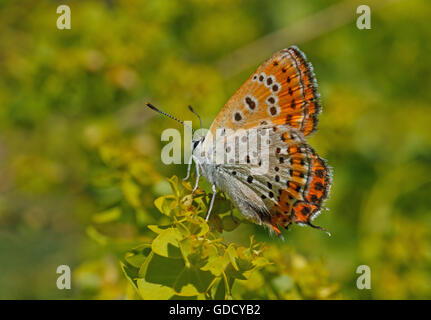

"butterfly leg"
[192,161,201,194]
[205,184,217,221]
[183,155,193,181]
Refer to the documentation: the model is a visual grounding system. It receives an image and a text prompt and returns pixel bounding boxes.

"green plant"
[120,176,340,300]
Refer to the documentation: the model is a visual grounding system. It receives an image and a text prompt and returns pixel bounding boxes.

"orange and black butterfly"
[148,46,331,237]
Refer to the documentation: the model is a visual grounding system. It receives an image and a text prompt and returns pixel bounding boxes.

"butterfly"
[147,46,331,237]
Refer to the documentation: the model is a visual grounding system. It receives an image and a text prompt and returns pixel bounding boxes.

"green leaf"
[176,283,200,297]
[225,244,239,271]
[184,215,209,236]
[148,224,169,234]
[211,196,231,214]
[253,257,271,268]
[86,226,108,245]
[122,175,141,207]
[120,261,140,291]
[173,267,213,296]
[181,179,193,191]
[152,228,184,259]
[144,253,214,297]
[225,263,247,281]
[214,272,234,299]
[221,215,240,231]
[176,221,191,237]
[154,195,177,216]
[201,255,228,276]
[179,238,193,267]
[138,251,154,278]
[144,253,185,285]
[137,278,175,300]
[92,206,121,224]
[125,243,152,268]
[214,278,226,300]
[168,175,180,199]
[125,253,149,269]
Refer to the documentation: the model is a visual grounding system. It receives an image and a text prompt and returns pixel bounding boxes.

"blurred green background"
[0,0,430,299]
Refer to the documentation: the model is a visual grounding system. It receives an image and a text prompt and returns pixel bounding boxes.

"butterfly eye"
[192,140,200,151]
[193,138,205,151]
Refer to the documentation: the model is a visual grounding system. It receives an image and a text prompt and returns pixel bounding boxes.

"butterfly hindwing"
[214,124,330,234]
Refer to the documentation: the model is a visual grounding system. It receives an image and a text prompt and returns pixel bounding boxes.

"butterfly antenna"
[146,102,193,132]
[188,105,203,131]
[307,221,331,237]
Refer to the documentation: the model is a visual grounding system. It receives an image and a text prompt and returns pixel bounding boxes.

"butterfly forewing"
[205,46,321,142]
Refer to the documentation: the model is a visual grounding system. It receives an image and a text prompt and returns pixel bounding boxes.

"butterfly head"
[191,135,206,159]
[188,104,206,156]
[192,138,202,152]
